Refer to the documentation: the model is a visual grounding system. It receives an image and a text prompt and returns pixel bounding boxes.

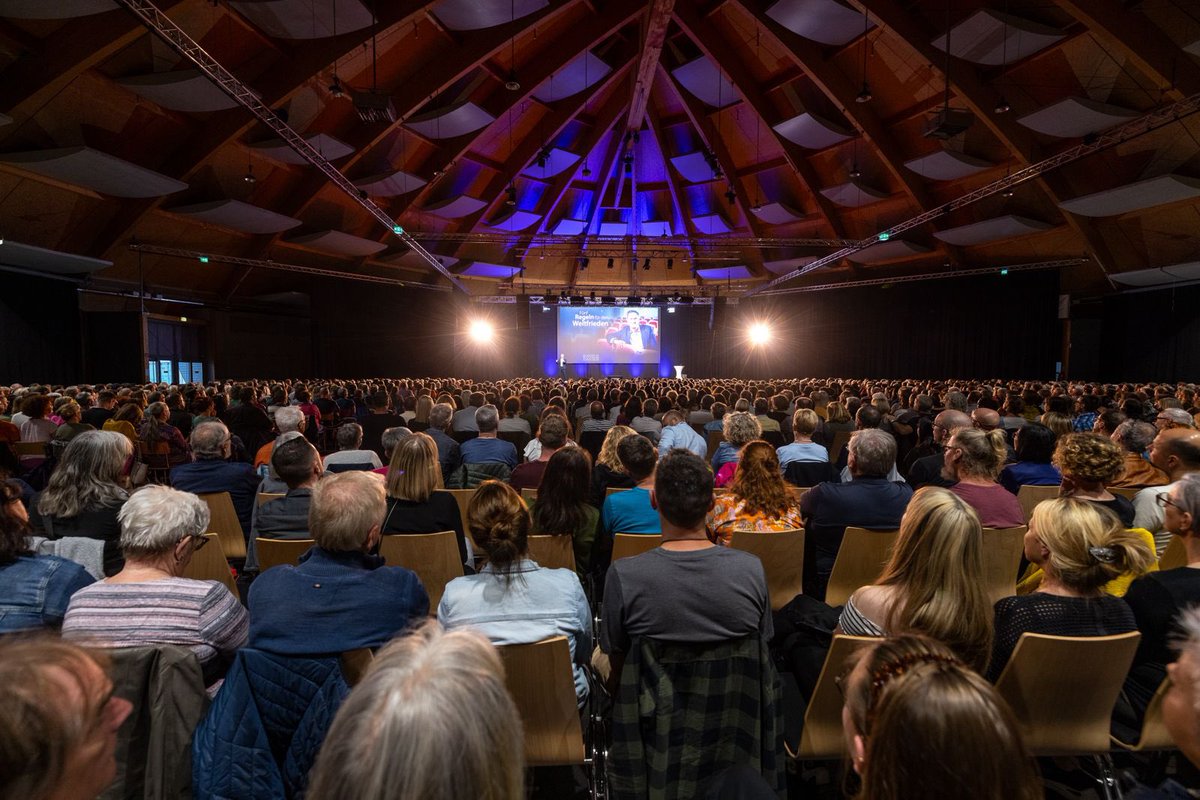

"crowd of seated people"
[3,375,1200,797]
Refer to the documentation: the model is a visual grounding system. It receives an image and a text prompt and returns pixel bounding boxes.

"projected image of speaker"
[557,306,661,365]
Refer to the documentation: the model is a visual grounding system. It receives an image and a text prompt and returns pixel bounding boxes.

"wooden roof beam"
[627,0,676,132]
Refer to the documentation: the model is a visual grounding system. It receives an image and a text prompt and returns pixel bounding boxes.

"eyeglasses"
[1156,493,1181,510]
[184,533,209,551]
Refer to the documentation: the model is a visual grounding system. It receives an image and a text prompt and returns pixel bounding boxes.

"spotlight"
[667,306,675,313]
[328,76,345,98]
[606,257,614,269]
[995,96,1011,114]
[748,322,771,346]
[856,82,872,103]
[1001,187,1014,198]
[849,165,861,179]
[504,69,521,91]
[505,185,517,206]
[243,166,256,184]
[468,319,494,342]
[642,257,651,271]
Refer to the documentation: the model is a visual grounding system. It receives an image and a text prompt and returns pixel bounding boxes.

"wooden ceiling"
[1,0,1199,305]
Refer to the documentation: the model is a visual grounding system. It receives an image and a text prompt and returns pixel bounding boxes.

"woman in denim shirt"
[0,480,94,632]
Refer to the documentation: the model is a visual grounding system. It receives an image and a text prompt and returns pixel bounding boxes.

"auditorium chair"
[1016,484,1061,524]
[1111,677,1175,753]
[789,635,875,760]
[1160,534,1187,570]
[578,430,606,462]
[729,529,804,610]
[181,533,239,601]
[256,492,286,506]
[705,430,724,457]
[981,526,1027,605]
[497,430,531,456]
[521,488,538,503]
[527,534,576,572]
[378,531,464,610]
[256,538,315,572]
[441,488,477,548]
[611,533,662,562]
[138,441,172,485]
[605,486,630,497]
[196,492,247,562]
[823,527,900,607]
[783,461,837,488]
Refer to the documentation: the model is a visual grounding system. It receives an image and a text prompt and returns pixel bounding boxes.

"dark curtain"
[1099,283,1200,382]
[0,273,82,384]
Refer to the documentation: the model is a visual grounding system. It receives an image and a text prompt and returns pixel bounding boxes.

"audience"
[360,391,405,461]
[657,409,706,459]
[170,421,261,540]
[1109,420,1169,489]
[599,434,661,541]
[252,405,304,470]
[943,427,1025,528]
[322,422,382,470]
[1162,607,1200,771]
[529,446,598,576]
[245,433,322,572]
[381,432,471,566]
[589,424,638,506]
[775,408,828,471]
[998,422,1062,493]
[711,410,761,485]
[1133,427,1200,554]
[508,413,567,491]
[460,404,519,470]
[426,401,463,484]
[706,441,802,546]
[50,400,92,446]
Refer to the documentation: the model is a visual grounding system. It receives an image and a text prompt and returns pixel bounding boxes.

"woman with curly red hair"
[705,440,802,546]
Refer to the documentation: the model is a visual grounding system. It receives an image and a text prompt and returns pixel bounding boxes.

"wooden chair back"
[521,488,538,503]
[339,648,374,688]
[255,538,314,572]
[440,489,477,549]
[824,528,900,607]
[1108,486,1140,501]
[729,529,805,611]
[498,637,586,766]
[256,492,286,507]
[11,441,46,456]
[827,429,852,462]
[981,526,1027,605]
[796,635,876,759]
[138,441,172,485]
[196,492,246,561]
[1016,484,1060,524]
[181,533,238,601]
[378,531,464,610]
[788,486,810,504]
[1160,534,1187,571]
[705,430,724,457]
[994,632,1141,755]
[611,533,662,562]
[527,535,576,572]
[1112,678,1175,752]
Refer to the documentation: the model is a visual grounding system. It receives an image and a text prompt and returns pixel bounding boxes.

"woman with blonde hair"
[381,431,471,567]
[987,497,1153,680]
[102,402,142,446]
[841,635,1041,800]
[706,441,802,546]
[439,481,591,704]
[944,426,1025,528]
[409,394,433,432]
[837,487,993,673]
[307,622,525,800]
[589,424,638,507]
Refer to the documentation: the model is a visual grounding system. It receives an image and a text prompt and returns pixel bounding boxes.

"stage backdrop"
[557,307,661,365]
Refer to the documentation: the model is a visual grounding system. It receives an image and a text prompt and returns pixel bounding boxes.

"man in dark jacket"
[170,421,261,539]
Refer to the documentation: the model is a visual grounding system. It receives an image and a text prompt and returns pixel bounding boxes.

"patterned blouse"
[706,494,803,546]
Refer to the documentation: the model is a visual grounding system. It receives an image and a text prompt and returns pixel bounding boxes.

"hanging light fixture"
[855,10,872,103]
[505,184,517,206]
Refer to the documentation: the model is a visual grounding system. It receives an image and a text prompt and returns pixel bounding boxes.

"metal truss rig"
[745,90,1200,297]
[113,0,468,294]
[128,243,453,292]
[756,257,1091,296]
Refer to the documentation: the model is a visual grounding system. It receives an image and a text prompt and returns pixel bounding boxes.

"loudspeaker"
[516,296,530,330]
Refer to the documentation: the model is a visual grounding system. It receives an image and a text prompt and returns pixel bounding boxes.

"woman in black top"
[588,425,637,508]
[988,497,1153,681]
[381,432,471,568]
[1052,432,1135,527]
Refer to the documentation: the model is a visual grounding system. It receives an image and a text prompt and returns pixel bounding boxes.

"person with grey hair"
[247,471,428,655]
[63,485,248,686]
[322,422,383,471]
[426,401,463,485]
[252,405,305,471]
[710,410,760,472]
[460,404,518,469]
[800,428,913,599]
[170,420,262,540]
[373,425,412,476]
[508,412,568,491]
[1109,420,1170,489]
[1156,407,1196,431]
[307,622,524,800]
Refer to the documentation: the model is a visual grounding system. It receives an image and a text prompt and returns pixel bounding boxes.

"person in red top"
[509,414,568,491]
[943,427,1026,529]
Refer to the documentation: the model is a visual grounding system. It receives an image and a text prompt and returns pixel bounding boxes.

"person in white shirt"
[657,410,706,459]
[322,423,383,469]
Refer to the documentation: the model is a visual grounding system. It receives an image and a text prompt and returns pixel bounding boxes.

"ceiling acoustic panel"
[905,149,993,181]
[0,146,188,198]
[671,57,740,109]
[533,51,612,102]
[1186,39,1200,59]
[461,262,523,279]
[933,215,1054,246]
[751,202,803,225]
[117,70,242,113]
[251,133,354,164]
[697,266,754,281]
[764,0,876,46]
[931,10,1064,66]
[552,218,588,235]
[0,113,11,127]
[0,0,114,18]
[820,179,889,207]
[488,210,541,231]
[522,148,580,179]
[425,196,487,219]
[0,240,111,275]
[431,0,548,31]
[405,101,495,140]
[230,0,373,39]
[1058,175,1200,218]
[1111,262,1200,288]
[598,221,628,237]
[285,230,387,257]
[353,170,427,197]
[772,112,853,150]
[1017,97,1138,139]
[670,151,720,184]
[691,213,732,234]
[167,200,303,235]
[641,221,672,237]
[847,240,931,264]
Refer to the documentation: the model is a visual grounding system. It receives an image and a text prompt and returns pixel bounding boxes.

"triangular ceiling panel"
[671,56,740,109]
[751,202,804,225]
[488,210,542,231]
[230,0,374,39]
[1017,97,1138,139]
[117,70,244,113]
[532,51,612,103]
[931,10,1065,66]
[353,170,428,197]
[167,200,303,234]
[905,149,993,181]
[1058,175,1200,218]
[0,146,188,198]
[764,0,876,46]
[251,133,354,164]
[773,112,853,150]
[933,215,1054,246]
[405,102,496,140]
[426,196,488,219]
[522,148,580,179]
[0,240,111,274]
[670,151,720,184]
[847,240,931,263]
[431,0,549,32]
[285,230,388,256]
[1110,262,1200,287]
[820,180,890,207]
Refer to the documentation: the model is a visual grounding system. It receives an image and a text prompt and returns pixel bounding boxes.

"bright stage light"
[748,322,771,346]
[467,319,494,342]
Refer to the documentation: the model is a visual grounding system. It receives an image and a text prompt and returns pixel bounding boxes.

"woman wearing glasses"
[63,485,247,688]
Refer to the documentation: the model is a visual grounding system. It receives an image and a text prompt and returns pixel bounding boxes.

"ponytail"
[467,481,530,580]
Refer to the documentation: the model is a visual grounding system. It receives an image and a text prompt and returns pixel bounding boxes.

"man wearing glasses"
[1133,428,1200,555]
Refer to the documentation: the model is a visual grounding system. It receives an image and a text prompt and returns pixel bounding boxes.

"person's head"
[0,639,134,800]
[502,397,519,418]
[380,426,411,463]
[651,449,714,533]
[475,404,499,434]
[854,404,882,430]
[535,446,591,518]
[722,411,762,448]
[537,413,568,451]
[711,401,727,420]
[190,421,231,461]
[660,410,685,429]
[36,431,131,521]
[1164,607,1200,768]
[944,427,1007,481]
[21,394,52,419]
[847,429,896,479]
[971,407,1000,431]
[112,402,142,425]
[878,487,992,672]
[826,401,850,424]
[597,425,637,472]
[617,434,657,481]
[1162,473,1200,540]
[415,395,434,423]
[117,485,210,572]
[1113,420,1156,456]
[792,408,819,438]
[1156,407,1196,431]
[271,433,322,489]
[468,481,530,575]
[143,401,167,424]
[429,402,454,432]
[1013,422,1056,464]
[306,622,524,800]
[0,480,31,565]
[275,405,305,434]
[310,472,385,553]
[386,432,442,503]
[589,400,606,421]
[97,390,117,409]
[57,400,81,424]
[730,440,794,517]
[932,410,971,444]
[1149,428,1200,478]
[336,422,364,452]
[1026,497,1153,592]
[624,309,641,327]
[1052,432,1124,488]
[841,635,1039,800]
[1094,409,1127,437]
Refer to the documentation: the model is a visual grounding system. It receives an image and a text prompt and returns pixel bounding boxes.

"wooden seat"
[705,430,724,458]
[181,533,239,601]
[1111,678,1175,752]
[729,529,804,611]
[527,534,576,571]
[611,533,662,562]
[498,637,587,766]
[1108,486,1140,501]
[1160,534,1187,570]
[11,441,47,456]
[1016,484,1060,524]
[827,430,852,462]
[994,631,1140,756]
[981,526,1026,605]
[793,635,876,760]
[521,488,538,503]
[255,538,314,572]
[138,441,172,485]
[824,527,900,607]
[196,492,247,562]
[256,491,286,506]
[441,489,477,549]
[378,531,464,610]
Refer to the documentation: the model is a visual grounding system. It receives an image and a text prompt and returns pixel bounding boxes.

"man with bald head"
[907,410,972,488]
[972,407,1016,462]
[1133,428,1200,554]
